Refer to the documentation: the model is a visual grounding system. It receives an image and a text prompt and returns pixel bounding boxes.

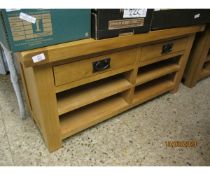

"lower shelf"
[57,74,131,115]
[136,64,179,85]
[133,76,175,104]
[136,56,180,85]
[60,95,129,139]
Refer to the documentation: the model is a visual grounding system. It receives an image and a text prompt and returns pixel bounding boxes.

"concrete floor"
[0,74,210,166]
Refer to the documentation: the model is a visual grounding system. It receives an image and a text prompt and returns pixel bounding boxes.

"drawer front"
[53,48,137,86]
[140,37,188,62]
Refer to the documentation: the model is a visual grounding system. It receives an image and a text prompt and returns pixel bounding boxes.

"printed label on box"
[19,12,36,24]
[123,9,147,18]
[109,18,144,30]
[32,53,45,63]
[9,12,53,41]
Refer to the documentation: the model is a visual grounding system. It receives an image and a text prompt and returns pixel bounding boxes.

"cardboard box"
[152,9,210,30]
[0,9,91,52]
[91,9,153,39]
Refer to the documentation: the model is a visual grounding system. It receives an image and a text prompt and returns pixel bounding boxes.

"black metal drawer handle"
[162,43,174,54]
[92,58,111,72]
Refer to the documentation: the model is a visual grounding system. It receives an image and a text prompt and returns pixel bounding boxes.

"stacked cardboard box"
[151,9,210,30]
[0,9,91,52]
[91,9,154,39]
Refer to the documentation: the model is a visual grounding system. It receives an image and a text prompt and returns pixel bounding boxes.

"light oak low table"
[18,25,204,152]
[184,25,210,87]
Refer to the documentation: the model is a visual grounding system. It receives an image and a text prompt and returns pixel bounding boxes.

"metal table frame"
[0,43,26,119]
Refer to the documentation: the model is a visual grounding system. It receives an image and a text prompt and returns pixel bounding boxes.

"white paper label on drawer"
[194,13,200,19]
[123,9,147,18]
[19,12,36,23]
[32,53,45,63]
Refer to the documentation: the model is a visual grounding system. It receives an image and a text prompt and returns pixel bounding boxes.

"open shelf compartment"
[133,74,175,104]
[136,56,180,86]
[57,72,132,115]
[60,93,129,139]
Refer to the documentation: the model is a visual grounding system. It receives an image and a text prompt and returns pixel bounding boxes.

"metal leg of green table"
[0,43,26,119]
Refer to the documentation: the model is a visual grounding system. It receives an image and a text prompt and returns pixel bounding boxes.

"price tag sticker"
[123,9,147,18]
[32,53,46,63]
[19,12,36,24]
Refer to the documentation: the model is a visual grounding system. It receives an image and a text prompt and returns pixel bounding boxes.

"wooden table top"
[19,25,205,68]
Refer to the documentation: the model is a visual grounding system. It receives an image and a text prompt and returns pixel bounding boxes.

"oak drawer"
[140,37,188,62]
[53,48,137,86]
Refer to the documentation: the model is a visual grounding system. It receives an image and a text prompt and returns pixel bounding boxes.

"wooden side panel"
[171,34,196,92]
[33,65,61,152]
[22,64,61,152]
[20,65,42,126]
[184,27,210,87]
